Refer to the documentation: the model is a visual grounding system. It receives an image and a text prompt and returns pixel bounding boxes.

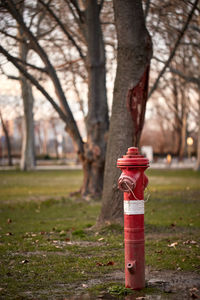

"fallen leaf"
[66,241,73,245]
[190,288,199,293]
[98,237,104,241]
[168,242,178,248]
[7,219,12,224]
[183,240,197,245]
[5,232,13,236]
[189,287,199,299]
[155,250,163,254]
[96,261,115,266]
[59,230,65,236]
[21,259,29,264]
[106,261,115,266]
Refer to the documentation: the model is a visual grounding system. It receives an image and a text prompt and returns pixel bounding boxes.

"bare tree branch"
[169,67,200,86]
[65,0,84,23]
[1,0,84,155]
[148,0,199,98]
[0,29,24,43]
[0,44,69,124]
[38,0,85,60]
[0,65,20,80]
[15,56,48,73]
[144,0,151,20]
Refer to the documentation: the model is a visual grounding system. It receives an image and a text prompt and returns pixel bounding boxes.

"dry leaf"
[168,242,178,248]
[21,259,29,264]
[5,232,13,236]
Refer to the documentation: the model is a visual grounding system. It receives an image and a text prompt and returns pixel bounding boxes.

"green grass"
[0,169,200,299]
[0,170,83,202]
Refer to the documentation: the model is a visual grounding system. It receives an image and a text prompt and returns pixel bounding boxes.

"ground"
[0,169,200,299]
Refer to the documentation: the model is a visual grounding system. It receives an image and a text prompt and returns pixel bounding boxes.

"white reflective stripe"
[124,200,144,215]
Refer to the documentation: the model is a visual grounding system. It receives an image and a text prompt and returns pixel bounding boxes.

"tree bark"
[0,111,13,166]
[18,22,36,171]
[80,0,109,198]
[194,91,200,171]
[20,80,36,170]
[98,0,152,224]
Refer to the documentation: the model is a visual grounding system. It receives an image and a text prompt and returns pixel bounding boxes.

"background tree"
[0,109,13,166]
[18,15,36,170]
[0,0,109,197]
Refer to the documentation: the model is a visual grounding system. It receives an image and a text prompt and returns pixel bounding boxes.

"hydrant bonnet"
[117,147,149,168]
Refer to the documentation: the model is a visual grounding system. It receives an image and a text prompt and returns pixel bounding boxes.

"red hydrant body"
[117,147,149,290]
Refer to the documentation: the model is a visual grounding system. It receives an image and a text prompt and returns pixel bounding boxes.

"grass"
[0,169,200,299]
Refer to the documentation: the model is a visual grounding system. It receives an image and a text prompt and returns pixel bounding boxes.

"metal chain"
[124,181,151,202]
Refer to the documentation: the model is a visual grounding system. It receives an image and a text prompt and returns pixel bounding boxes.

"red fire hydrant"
[117,147,149,290]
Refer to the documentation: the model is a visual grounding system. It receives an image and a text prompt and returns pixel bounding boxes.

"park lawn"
[0,169,200,299]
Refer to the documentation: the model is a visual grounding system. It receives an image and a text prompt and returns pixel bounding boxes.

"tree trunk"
[98,0,152,224]
[20,78,36,170]
[194,91,200,171]
[0,111,13,166]
[81,0,109,198]
[179,111,187,160]
[19,27,35,171]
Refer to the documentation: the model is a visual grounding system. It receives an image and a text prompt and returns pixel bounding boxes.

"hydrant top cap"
[117,147,149,167]
[127,147,139,155]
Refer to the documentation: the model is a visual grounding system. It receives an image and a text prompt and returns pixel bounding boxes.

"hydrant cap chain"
[117,147,149,167]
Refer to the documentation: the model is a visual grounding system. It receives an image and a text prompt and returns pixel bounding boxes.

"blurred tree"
[0,0,108,197]
[0,109,13,166]
[148,0,199,164]
[18,3,36,170]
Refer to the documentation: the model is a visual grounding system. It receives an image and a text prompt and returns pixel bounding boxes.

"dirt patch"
[11,250,70,257]
[18,268,200,299]
[145,266,200,298]
[73,268,200,299]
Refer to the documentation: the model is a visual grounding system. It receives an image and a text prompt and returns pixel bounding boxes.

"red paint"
[127,66,150,145]
[117,147,149,290]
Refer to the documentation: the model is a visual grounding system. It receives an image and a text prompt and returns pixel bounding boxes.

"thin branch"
[14,56,47,73]
[66,0,84,23]
[38,0,85,60]
[98,0,104,14]
[148,0,199,98]
[0,65,20,80]
[169,67,200,86]
[3,0,84,154]
[0,29,25,43]
[0,44,70,125]
[144,0,151,20]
